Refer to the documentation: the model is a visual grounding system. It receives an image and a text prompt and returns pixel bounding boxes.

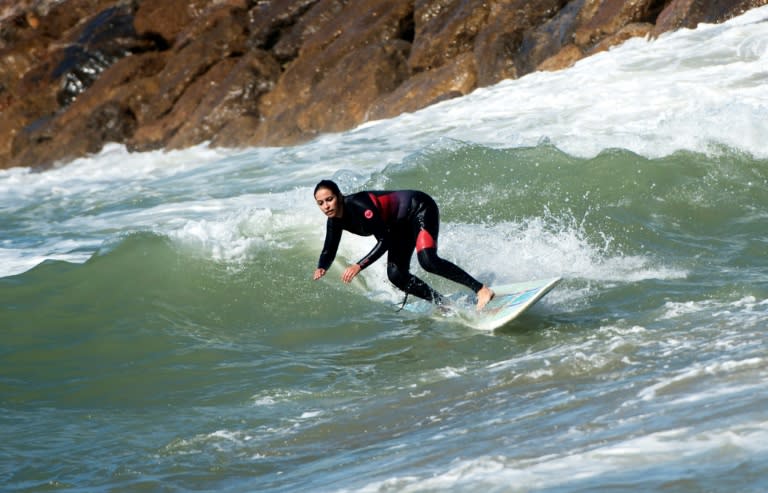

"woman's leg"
[413,195,484,293]
[386,225,444,304]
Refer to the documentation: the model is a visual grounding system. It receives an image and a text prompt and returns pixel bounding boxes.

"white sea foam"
[0,246,92,277]
[345,423,768,493]
[637,357,766,402]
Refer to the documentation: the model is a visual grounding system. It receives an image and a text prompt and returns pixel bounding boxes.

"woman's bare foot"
[476,285,495,310]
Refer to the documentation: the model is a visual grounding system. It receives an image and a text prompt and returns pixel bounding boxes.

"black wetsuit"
[317,190,483,303]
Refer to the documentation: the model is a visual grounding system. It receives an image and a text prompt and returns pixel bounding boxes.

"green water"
[3,142,768,491]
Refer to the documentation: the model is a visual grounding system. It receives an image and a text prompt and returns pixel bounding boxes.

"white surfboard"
[405,277,562,331]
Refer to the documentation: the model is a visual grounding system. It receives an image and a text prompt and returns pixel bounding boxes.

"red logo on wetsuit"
[364,209,373,219]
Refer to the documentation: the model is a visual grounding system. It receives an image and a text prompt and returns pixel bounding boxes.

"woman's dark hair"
[314,179,342,198]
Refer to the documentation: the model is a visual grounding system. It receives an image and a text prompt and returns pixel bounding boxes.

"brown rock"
[57,0,120,34]
[130,59,240,151]
[133,0,211,45]
[301,40,411,131]
[5,52,163,169]
[247,0,318,58]
[0,43,41,85]
[168,50,281,149]
[1,0,172,168]
[11,100,136,169]
[210,115,262,149]
[72,51,167,128]
[536,43,584,72]
[0,105,29,164]
[53,3,159,107]
[0,5,40,50]
[43,52,163,127]
[589,22,653,55]
[254,0,415,145]
[473,0,569,86]
[263,0,346,65]
[172,0,249,51]
[251,38,412,147]
[654,0,768,35]
[368,52,477,121]
[129,4,250,151]
[409,0,489,72]
[25,11,39,29]
[13,59,56,112]
[574,0,664,48]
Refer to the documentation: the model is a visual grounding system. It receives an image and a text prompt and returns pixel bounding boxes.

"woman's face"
[315,187,342,218]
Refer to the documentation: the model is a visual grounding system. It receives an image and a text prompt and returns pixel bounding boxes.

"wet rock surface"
[1,0,764,169]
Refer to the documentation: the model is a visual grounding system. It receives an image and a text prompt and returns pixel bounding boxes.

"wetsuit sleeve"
[357,235,388,270]
[317,219,342,270]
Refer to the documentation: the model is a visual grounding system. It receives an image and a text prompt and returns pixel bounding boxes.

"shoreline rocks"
[1,0,764,170]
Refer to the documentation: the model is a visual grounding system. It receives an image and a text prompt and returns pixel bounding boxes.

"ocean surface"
[3,7,768,492]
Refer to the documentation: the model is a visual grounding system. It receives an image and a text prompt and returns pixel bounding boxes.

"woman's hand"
[341,264,361,283]
[313,268,326,280]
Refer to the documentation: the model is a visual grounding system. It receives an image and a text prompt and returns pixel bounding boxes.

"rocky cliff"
[1,0,764,170]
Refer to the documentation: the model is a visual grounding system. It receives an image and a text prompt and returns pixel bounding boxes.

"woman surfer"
[313,180,494,310]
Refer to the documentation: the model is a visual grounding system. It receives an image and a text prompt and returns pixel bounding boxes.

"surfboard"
[405,277,562,331]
